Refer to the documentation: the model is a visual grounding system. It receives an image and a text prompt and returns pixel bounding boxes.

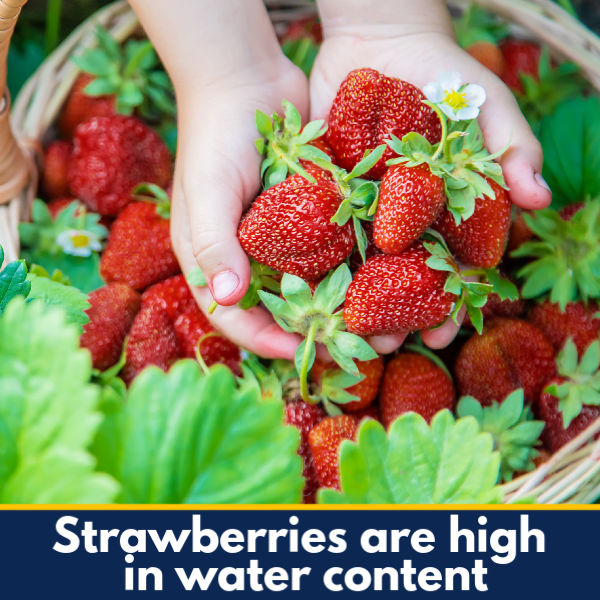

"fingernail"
[212,270,239,301]
[535,173,551,192]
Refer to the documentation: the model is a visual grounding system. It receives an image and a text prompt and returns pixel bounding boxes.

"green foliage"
[454,5,510,47]
[319,412,503,504]
[92,362,303,503]
[546,339,600,427]
[318,369,364,416]
[539,97,600,209]
[0,246,30,313]
[282,38,319,77]
[19,199,106,293]
[457,390,544,482]
[512,201,600,308]
[0,298,118,503]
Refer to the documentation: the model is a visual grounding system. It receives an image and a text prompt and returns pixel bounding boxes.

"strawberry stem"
[425,101,448,162]
[300,321,319,404]
[208,300,218,314]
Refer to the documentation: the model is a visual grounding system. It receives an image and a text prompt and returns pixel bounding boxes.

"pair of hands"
[169,21,552,361]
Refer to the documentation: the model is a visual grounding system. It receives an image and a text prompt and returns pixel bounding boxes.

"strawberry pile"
[25,27,241,384]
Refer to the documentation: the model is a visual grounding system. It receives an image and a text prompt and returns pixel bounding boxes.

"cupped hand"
[171,56,308,359]
[310,29,552,352]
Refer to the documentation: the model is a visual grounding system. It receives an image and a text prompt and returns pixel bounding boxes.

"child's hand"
[310,0,552,352]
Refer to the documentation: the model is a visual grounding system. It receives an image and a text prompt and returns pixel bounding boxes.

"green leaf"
[0,298,118,502]
[26,272,90,331]
[186,267,207,287]
[0,252,30,313]
[313,263,352,314]
[319,412,502,504]
[94,362,303,503]
[83,76,117,96]
[484,269,519,301]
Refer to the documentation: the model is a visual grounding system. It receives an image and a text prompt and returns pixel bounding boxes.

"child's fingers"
[368,332,408,355]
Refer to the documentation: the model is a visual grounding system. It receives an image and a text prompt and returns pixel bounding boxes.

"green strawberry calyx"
[318,368,364,416]
[545,338,600,428]
[133,183,171,219]
[423,229,518,333]
[457,389,544,482]
[255,100,330,189]
[258,263,377,404]
[387,102,508,224]
[73,26,175,119]
[512,200,600,310]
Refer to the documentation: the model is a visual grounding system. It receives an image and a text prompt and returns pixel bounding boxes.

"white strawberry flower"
[423,72,486,121]
[56,229,102,257]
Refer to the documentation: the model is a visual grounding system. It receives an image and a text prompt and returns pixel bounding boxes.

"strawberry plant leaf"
[484,268,519,301]
[0,248,30,313]
[319,412,502,504]
[0,298,118,502]
[186,267,207,287]
[93,362,303,503]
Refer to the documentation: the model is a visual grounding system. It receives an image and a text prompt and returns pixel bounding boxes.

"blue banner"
[2,507,597,597]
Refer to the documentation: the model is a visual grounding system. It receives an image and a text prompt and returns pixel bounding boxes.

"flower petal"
[439,102,460,121]
[438,71,462,93]
[464,84,486,108]
[423,81,443,103]
[456,106,480,121]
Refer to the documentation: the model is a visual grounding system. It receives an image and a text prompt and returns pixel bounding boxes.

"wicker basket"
[2,0,600,503]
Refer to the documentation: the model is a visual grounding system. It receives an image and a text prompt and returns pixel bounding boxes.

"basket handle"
[0,0,31,205]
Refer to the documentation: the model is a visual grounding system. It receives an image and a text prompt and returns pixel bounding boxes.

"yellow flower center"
[443,89,468,110]
[71,233,91,248]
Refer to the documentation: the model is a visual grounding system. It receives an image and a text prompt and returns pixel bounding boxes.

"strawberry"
[285,399,326,503]
[343,242,455,336]
[123,274,241,383]
[325,68,441,179]
[100,186,179,291]
[433,179,511,268]
[559,202,584,221]
[500,39,541,93]
[308,415,358,489]
[528,300,600,356]
[312,356,384,413]
[467,41,505,77]
[173,304,241,375]
[373,163,445,254]
[42,141,73,199]
[506,209,533,252]
[455,318,556,406]
[279,17,322,45]
[59,73,116,139]
[68,115,172,216]
[80,282,141,371]
[380,352,455,427]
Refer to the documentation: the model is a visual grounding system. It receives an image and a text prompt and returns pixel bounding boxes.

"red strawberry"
[343,242,455,335]
[285,400,326,503]
[373,163,446,254]
[537,380,600,452]
[68,115,171,216]
[311,356,384,413]
[528,301,600,356]
[100,201,179,291]
[42,141,73,199]
[58,73,116,139]
[173,305,241,375]
[238,167,354,280]
[467,41,505,77]
[455,318,556,406]
[279,16,322,44]
[351,404,381,422]
[500,39,541,93]
[380,352,455,427]
[559,203,584,221]
[325,68,441,179]
[433,179,512,268]
[80,283,141,371]
[308,415,358,489]
[141,274,196,319]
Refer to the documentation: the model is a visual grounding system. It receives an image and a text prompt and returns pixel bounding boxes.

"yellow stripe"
[0,504,597,511]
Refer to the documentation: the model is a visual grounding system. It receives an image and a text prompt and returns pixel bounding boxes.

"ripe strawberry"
[308,415,358,489]
[173,304,241,375]
[100,193,179,291]
[325,68,441,179]
[507,209,533,252]
[455,318,556,406]
[68,115,172,216]
[238,167,354,280]
[141,274,196,319]
[312,357,384,413]
[433,179,512,268]
[343,242,455,336]
[528,300,600,357]
[351,404,381,422]
[285,399,326,503]
[373,163,445,254]
[500,39,541,93]
[559,202,584,221]
[380,352,455,427]
[467,41,505,77]
[42,141,73,199]
[537,379,600,452]
[80,282,141,371]
[58,73,116,139]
